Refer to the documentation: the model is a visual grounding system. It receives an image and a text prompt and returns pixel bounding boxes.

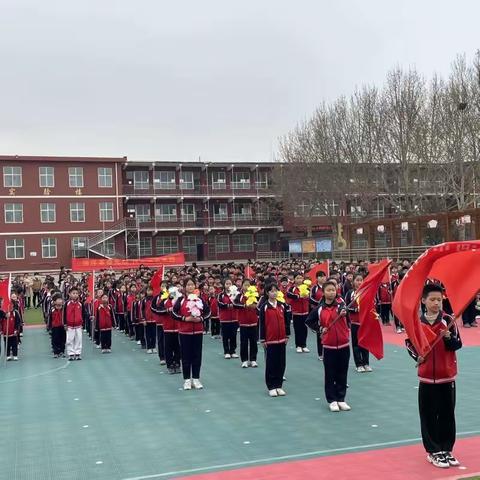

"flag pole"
[3,273,11,367]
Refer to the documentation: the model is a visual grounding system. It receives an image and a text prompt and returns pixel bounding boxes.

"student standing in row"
[64,287,84,361]
[310,270,326,360]
[48,296,66,358]
[217,279,239,359]
[287,272,309,353]
[97,294,115,353]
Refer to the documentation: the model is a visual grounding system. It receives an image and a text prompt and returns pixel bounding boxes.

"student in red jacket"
[310,270,327,360]
[377,282,392,326]
[97,294,114,353]
[233,279,259,368]
[259,283,291,397]
[306,281,350,412]
[126,284,137,339]
[287,272,310,353]
[208,286,220,339]
[48,296,66,358]
[172,278,210,390]
[151,289,166,365]
[405,284,462,469]
[1,301,21,361]
[142,287,157,354]
[217,279,239,359]
[64,287,84,361]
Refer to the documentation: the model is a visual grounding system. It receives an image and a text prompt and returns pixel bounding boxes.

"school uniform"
[126,293,136,338]
[217,291,239,355]
[172,297,211,380]
[233,293,258,363]
[142,295,157,350]
[345,289,369,368]
[406,313,462,454]
[377,283,392,325]
[286,286,309,349]
[64,300,84,358]
[154,297,181,371]
[114,291,127,332]
[258,300,290,390]
[93,298,102,346]
[151,294,166,362]
[133,300,146,348]
[48,307,66,355]
[201,292,210,333]
[310,284,324,357]
[208,295,220,337]
[1,310,21,357]
[96,304,114,350]
[306,298,349,404]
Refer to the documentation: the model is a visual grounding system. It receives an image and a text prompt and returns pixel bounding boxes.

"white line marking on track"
[0,360,70,384]
[118,430,480,480]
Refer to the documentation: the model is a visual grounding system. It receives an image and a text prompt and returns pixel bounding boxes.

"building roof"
[124,159,278,168]
[0,155,127,164]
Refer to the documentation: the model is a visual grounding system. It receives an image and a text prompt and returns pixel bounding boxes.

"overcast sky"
[0,0,479,162]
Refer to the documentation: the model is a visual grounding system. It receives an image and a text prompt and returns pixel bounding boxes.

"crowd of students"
[1,256,468,470]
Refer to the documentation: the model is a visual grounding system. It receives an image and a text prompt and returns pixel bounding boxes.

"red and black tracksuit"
[48,307,66,355]
[172,297,211,380]
[310,284,324,357]
[96,304,114,349]
[126,293,136,338]
[114,291,127,332]
[287,286,309,349]
[153,297,181,371]
[151,294,166,362]
[344,289,369,368]
[233,293,258,363]
[1,310,21,357]
[406,313,462,454]
[306,298,349,403]
[208,295,220,337]
[377,283,392,325]
[259,300,291,390]
[133,299,145,348]
[217,291,238,355]
[142,296,157,350]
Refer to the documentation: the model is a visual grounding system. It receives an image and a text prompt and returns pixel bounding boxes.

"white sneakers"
[329,402,340,412]
[338,402,351,411]
[160,360,166,365]
[364,365,373,372]
[183,379,192,390]
[250,361,258,368]
[276,388,286,396]
[269,389,278,397]
[357,365,373,373]
[231,353,239,359]
[192,379,203,389]
[147,349,153,354]
[241,361,249,368]
[224,353,231,359]
[302,347,310,353]
[296,347,303,353]
[136,340,141,345]
[356,366,366,373]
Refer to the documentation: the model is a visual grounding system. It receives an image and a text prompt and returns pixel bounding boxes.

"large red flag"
[86,271,95,303]
[306,261,330,282]
[392,241,480,357]
[357,259,391,360]
[0,274,11,311]
[245,265,255,280]
[151,266,165,296]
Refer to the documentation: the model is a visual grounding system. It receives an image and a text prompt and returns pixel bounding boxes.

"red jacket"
[406,313,462,384]
[208,295,219,318]
[126,293,136,313]
[217,292,236,323]
[309,284,324,307]
[142,296,155,323]
[233,293,258,326]
[259,301,290,345]
[172,297,211,335]
[97,304,114,330]
[377,284,391,304]
[49,308,64,329]
[306,299,349,349]
[286,286,309,315]
[151,294,167,326]
[157,298,178,332]
[65,300,83,328]
[1,310,21,336]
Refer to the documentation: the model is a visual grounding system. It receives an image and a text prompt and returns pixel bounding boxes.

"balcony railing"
[123,183,275,197]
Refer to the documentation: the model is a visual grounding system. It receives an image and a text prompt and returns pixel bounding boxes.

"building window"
[42,238,57,258]
[40,203,56,223]
[39,166,55,188]
[72,237,87,258]
[98,239,115,256]
[232,171,250,189]
[139,237,152,256]
[182,235,198,254]
[3,167,22,187]
[70,202,85,222]
[233,203,252,221]
[156,236,178,254]
[213,203,228,221]
[232,234,254,252]
[135,204,151,222]
[181,204,196,222]
[155,204,177,222]
[180,171,194,190]
[4,203,23,223]
[256,170,268,189]
[134,171,149,190]
[372,199,385,218]
[215,235,230,254]
[68,167,84,188]
[98,167,113,188]
[99,202,114,222]
[211,171,226,190]
[256,233,271,251]
[6,238,24,259]
[154,171,176,189]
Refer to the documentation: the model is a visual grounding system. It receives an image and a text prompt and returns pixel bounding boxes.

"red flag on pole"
[357,259,391,360]
[0,274,11,312]
[244,265,255,280]
[392,241,480,357]
[151,266,165,296]
[306,261,330,282]
[86,271,95,303]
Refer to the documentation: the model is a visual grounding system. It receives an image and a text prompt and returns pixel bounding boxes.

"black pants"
[323,347,350,403]
[4,336,18,357]
[317,332,323,357]
[221,322,238,354]
[127,313,135,337]
[116,313,126,331]
[156,325,165,360]
[379,304,391,325]
[94,328,100,345]
[419,382,456,454]
[145,323,157,349]
[293,314,308,348]
[100,330,112,349]
[136,324,146,347]
[33,291,40,308]
[211,318,220,337]
[26,296,31,308]
[240,326,258,362]
[351,323,369,367]
[164,331,181,369]
[394,315,403,329]
[179,334,203,380]
[51,326,66,355]
[265,343,286,390]
[203,317,210,334]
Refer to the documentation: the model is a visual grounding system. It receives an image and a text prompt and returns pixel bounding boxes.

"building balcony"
[129,214,283,232]
[123,183,275,198]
